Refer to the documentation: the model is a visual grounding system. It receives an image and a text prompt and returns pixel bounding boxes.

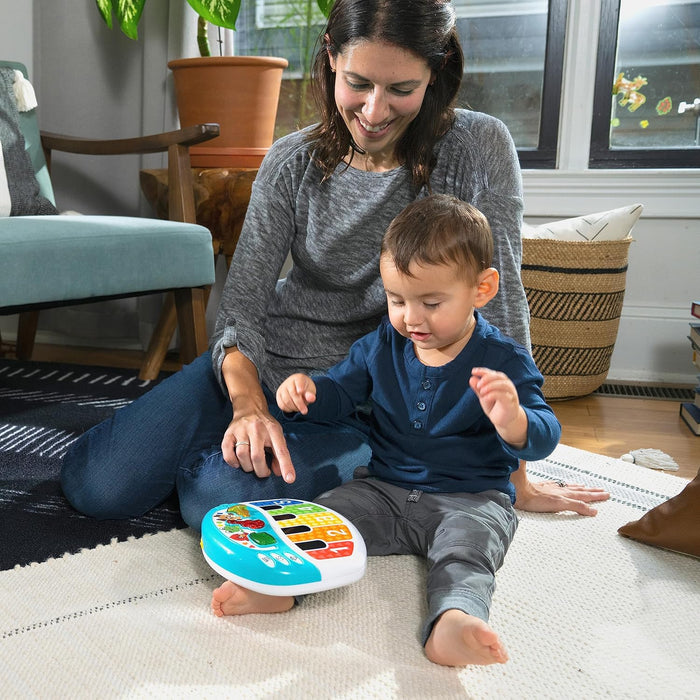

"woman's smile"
[356,116,393,136]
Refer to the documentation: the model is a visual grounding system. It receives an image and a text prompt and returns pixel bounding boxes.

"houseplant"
[95,1,333,56]
[96,0,333,167]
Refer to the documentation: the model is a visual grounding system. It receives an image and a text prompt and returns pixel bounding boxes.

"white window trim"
[523,0,700,219]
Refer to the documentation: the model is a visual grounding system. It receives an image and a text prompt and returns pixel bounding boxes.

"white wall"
[34,0,178,216]
[0,0,33,72]
[3,0,699,384]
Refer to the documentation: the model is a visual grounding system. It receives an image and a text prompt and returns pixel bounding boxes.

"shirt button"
[416,401,426,411]
[422,380,432,390]
[413,420,423,430]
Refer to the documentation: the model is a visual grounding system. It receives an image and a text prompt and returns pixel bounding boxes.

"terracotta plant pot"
[168,56,289,168]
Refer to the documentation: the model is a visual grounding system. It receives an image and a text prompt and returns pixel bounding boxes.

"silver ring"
[234,441,250,448]
[555,479,566,488]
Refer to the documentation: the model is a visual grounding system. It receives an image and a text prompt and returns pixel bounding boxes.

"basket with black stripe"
[521,237,632,400]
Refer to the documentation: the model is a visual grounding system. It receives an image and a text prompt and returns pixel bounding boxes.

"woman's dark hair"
[381,195,493,283]
[307,0,464,191]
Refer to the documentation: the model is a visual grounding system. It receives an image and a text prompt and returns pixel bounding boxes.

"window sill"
[522,169,700,219]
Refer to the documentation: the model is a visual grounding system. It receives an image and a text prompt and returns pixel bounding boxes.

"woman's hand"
[221,405,296,483]
[510,463,610,516]
[220,347,296,483]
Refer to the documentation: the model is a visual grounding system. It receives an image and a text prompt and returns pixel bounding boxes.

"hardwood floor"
[25,342,184,374]
[11,343,700,481]
[552,394,698,481]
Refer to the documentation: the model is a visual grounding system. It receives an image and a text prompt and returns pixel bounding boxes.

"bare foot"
[211,580,295,617]
[424,609,508,667]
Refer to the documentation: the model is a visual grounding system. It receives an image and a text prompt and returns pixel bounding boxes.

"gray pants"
[316,477,518,646]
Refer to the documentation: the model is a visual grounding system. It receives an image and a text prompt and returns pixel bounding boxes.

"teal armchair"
[0,60,219,379]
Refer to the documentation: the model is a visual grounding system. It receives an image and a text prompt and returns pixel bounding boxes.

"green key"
[249,531,277,546]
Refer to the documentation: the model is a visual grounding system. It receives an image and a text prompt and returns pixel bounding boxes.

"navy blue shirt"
[298,313,561,502]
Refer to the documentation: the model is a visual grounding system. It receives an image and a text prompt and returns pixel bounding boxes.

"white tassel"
[12,69,38,112]
[620,448,679,471]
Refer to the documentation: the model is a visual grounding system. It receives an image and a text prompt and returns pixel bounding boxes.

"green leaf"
[95,0,113,29]
[316,0,334,17]
[186,0,242,30]
[94,0,146,40]
[116,0,147,40]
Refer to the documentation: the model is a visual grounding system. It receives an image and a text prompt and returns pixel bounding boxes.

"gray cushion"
[0,215,215,308]
[0,67,57,216]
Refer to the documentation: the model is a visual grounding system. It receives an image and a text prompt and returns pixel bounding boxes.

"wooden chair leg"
[173,287,208,365]
[16,311,40,360]
[138,284,212,380]
[139,293,177,381]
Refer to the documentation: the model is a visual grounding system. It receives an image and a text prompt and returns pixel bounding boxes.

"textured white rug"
[1,444,698,699]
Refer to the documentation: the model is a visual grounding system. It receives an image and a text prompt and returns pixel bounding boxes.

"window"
[590,0,700,168]
[255,0,327,30]
[235,0,568,168]
[453,0,568,167]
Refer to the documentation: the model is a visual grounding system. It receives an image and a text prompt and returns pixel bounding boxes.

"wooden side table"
[139,167,258,376]
[140,167,258,267]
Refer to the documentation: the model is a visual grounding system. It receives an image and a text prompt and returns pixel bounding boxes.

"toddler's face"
[380,255,485,365]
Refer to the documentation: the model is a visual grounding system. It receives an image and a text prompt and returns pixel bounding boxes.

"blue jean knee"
[61,351,229,520]
[178,407,372,530]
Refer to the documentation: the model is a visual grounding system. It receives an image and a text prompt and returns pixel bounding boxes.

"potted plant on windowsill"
[96,1,332,167]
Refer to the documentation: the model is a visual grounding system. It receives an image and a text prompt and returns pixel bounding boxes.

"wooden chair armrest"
[41,124,221,225]
[39,123,220,156]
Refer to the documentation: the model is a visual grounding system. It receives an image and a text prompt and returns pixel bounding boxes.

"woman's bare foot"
[211,580,295,617]
[424,609,508,667]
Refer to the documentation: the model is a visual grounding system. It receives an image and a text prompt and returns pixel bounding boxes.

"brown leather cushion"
[618,469,700,557]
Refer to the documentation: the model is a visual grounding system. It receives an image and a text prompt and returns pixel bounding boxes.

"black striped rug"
[0,358,185,570]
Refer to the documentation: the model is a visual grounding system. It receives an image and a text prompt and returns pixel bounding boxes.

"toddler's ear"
[475,268,499,307]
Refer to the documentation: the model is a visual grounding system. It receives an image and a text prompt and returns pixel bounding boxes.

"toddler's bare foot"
[211,580,294,617]
[425,609,508,667]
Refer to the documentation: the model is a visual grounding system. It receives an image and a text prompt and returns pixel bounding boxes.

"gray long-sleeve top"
[210,109,529,392]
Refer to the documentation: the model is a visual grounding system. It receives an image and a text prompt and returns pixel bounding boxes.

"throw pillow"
[523,203,643,241]
[0,67,57,216]
[0,138,10,216]
[618,468,700,558]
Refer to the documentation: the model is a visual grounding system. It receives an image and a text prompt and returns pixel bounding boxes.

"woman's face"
[329,40,433,170]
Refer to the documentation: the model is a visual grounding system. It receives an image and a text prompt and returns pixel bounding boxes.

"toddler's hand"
[276,373,317,415]
[470,367,527,447]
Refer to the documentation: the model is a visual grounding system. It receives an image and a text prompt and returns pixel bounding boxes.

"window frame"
[247,0,569,168]
[515,0,569,168]
[589,0,700,169]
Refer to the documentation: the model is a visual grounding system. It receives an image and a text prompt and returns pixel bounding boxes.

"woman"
[61,0,608,528]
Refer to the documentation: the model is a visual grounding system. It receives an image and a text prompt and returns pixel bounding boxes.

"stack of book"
[680,300,700,435]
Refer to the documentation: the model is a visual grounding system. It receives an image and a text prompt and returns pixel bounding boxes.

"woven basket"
[521,236,632,400]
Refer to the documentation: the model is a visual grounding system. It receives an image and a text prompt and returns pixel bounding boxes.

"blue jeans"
[60,352,371,530]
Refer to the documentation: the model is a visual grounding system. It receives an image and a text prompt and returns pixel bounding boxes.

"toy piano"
[200,499,367,596]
